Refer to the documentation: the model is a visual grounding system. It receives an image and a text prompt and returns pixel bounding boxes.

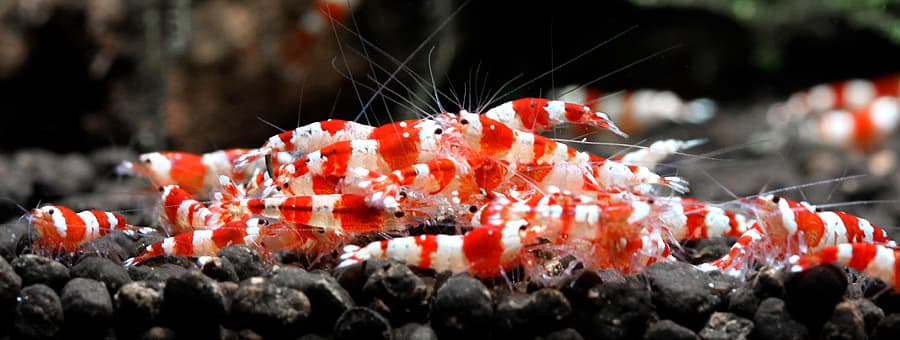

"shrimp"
[791,243,900,292]
[125,218,267,265]
[28,205,154,252]
[118,149,264,195]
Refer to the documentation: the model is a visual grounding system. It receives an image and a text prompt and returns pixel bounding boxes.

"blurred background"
[0,0,899,229]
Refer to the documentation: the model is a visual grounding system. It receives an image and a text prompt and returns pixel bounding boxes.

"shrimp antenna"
[428,46,446,113]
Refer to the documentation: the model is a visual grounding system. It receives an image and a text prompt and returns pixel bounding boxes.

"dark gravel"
[71,256,132,295]
[61,277,114,337]
[393,322,439,340]
[218,245,265,280]
[430,275,493,339]
[114,281,164,337]
[229,277,311,338]
[752,297,809,340]
[200,256,240,282]
[820,300,867,340]
[698,312,754,340]
[580,280,655,340]
[362,261,433,325]
[0,255,21,303]
[14,284,64,339]
[643,319,700,340]
[645,261,721,331]
[160,270,228,339]
[11,254,70,292]
[334,307,392,340]
[271,266,355,332]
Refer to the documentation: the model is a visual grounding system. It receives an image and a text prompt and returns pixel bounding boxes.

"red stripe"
[462,226,505,277]
[834,211,863,243]
[512,98,551,131]
[848,243,877,271]
[278,196,314,225]
[320,141,354,176]
[478,116,515,157]
[173,232,195,256]
[414,235,438,269]
[320,119,350,136]
[332,195,383,232]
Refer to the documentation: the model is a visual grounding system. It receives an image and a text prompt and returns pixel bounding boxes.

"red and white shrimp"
[800,96,899,152]
[217,176,408,233]
[28,205,153,252]
[482,98,627,136]
[125,218,267,265]
[772,73,900,124]
[159,185,233,234]
[699,195,893,274]
[791,243,900,292]
[552,85,716,135]
[118,149,264,195]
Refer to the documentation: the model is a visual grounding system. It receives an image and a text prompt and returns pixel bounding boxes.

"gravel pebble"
[582,281,655,340]
[334,307,392,340]
[61,277,114,337]
[71,256,132,295]
[785,265,847,329]
[393,322,439,340]
[114,281,164,337]
[752,297,808,340]
[137,326,177,340]
[128,263,191,282]
[645,261,720,330]
[14,284,64,339]
[161,271,227,338]
[536,328,585,340]
[852,298,884,335]
[873,313,900,340]
[362,261,432,325]
[726,286,760,319]
[0,255,21,303]
[272,266,354,331]
[698,312,754,340]
[0,220,28,261]
[643,319,700,340]
[751,266,786,300]
[430,275,493,339]
[11,254,70,291]
[229,277,311,338]
[199,256,239,282]
[820,300,866,340]
[218,245,265,280]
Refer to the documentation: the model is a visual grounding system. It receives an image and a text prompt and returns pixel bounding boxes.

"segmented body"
[22,94,897,291]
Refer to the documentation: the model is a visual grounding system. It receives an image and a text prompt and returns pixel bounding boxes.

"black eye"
[143,158,151,163]
[460,119,469,125]
[394,211,405,218]
[283,183,289,189]
[469,205,478,213]
[647,199,654,204]
[158,186,165,192]
[47,208,55,215]
[434,128,443,135]
[772,196,781,203]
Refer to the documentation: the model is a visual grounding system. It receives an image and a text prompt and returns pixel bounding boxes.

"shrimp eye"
[398,191,407,198]
[647,199,654,204]
[394,211,405,218]
[316,227,325,234]
[772,196,781,203]
[518,224,528,232]
[283,183,289,189]
[434,128,443,135]
[469,205,478,213]
[47,208,55,215]
[143,158,152,164]
[259,220,268,226]
[158,186,165,192]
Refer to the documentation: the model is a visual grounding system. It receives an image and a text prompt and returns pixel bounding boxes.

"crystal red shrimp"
[218,176,407,233]
[444,111,687,193]
[614,139,705,169]
[28,205,151,252]
[800,96,899,152]
[159,185,233,234]
[791,243,900,292]
[774,73,900,124]
[340,191,674,277]
[700,195,893,273]
[125,218,266,265]
[118,149,264,195]
[552,85,716,134]
[234,119,376,169]
[482,98,627,136]
[670,197,751,241]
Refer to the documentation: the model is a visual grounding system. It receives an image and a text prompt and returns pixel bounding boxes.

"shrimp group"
[19,94,900,292]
